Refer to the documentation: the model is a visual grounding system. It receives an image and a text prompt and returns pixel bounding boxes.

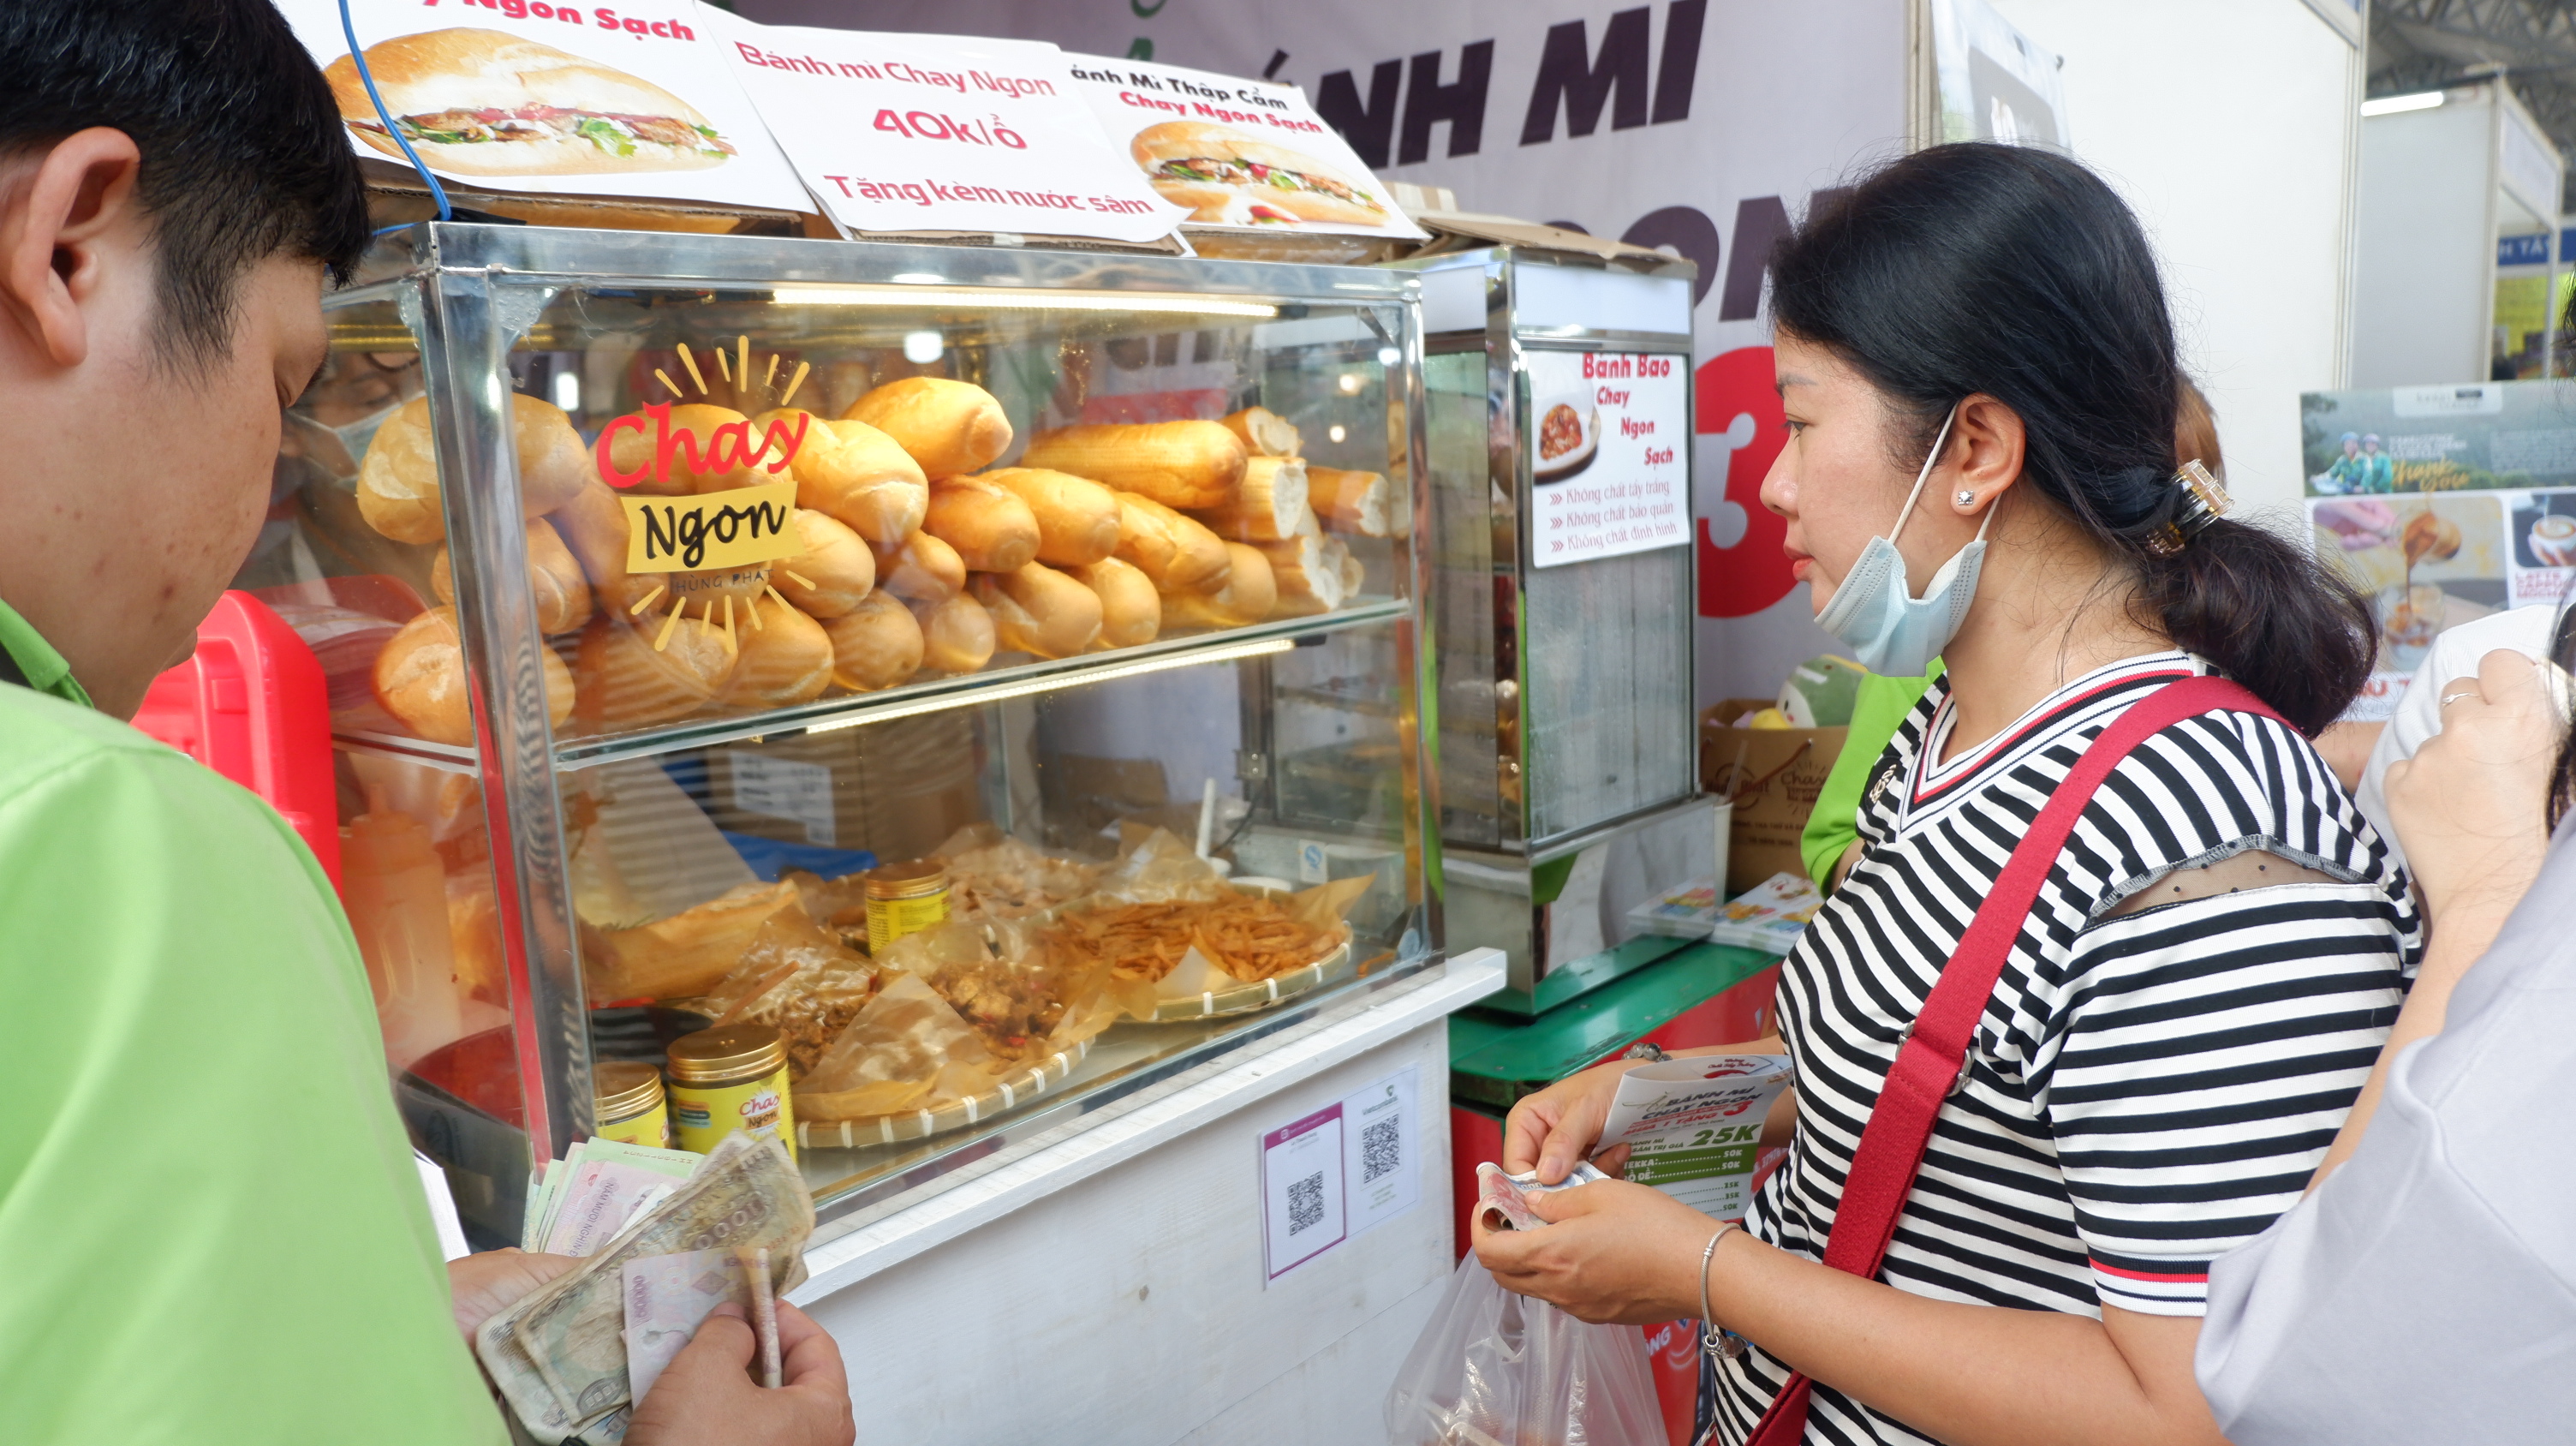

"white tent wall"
[1983,0,2365,521]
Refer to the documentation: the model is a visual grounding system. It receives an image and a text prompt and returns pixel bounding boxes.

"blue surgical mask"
[1813,405,1989,678]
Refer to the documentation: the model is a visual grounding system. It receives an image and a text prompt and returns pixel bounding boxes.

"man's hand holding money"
[627,1300,853,1446]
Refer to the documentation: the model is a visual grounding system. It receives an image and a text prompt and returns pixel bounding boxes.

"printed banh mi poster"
[1061,54,1424,240]
[706,15,1184,244]
[277,0,810,212]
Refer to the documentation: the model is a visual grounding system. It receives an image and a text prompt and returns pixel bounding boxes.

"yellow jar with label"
[865,858,951,953]
[593,1060,671,1150]
[665,1023,796,1161]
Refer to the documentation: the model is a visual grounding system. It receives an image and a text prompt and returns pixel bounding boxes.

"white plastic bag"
[1385,1253,1666,1446]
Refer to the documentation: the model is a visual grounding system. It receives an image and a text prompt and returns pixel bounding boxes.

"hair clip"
[2145,459,2231,556]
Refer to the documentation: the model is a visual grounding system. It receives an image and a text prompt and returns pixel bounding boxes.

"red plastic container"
[131,590,340,884]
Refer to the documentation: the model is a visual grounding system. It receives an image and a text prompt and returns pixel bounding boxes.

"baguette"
[1331,535,1366,597]
[872,530,967,606]
[430,517,593,635]
[844,377,1012,479]
[1021,421,1246,510]
[373,606,575,747]
[974,563,1105,660]
[1112,493,1231,593]
[568,612,737,730]
[598,403,777,496]
[1219,407,1301,458]
[1190,457,1309,542]
[1255,533,1349,618]
[981,468,1121,567]
[1306,466,1398,538]
[823,592,924,691]
[356,392,588,544]
[923,477,1042,573]
[912,592,997,673]
[714,595,835,708]
[1160,543,1276,630]
[772,509,875,618]
[786,414,930,542]
[1070,557,1160,650]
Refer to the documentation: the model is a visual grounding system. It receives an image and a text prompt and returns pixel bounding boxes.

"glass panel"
[1422,349,1503,845]
[1522,542,1696,839]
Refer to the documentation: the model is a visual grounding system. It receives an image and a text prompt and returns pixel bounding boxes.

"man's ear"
[0,128,145,369]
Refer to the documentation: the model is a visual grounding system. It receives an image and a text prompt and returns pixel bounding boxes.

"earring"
[1954,489,1977,507]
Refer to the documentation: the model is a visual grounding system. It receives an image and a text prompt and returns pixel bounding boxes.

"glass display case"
[253,224,1434,1245]
[1392,243,1714,1007]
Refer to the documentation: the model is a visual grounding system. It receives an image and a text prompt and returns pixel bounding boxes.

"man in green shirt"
[0,6,850,1443]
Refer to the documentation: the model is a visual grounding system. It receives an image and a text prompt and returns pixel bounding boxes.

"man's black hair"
[0,1,371,364]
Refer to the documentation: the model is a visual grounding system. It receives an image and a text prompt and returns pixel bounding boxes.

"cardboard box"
[1701,700,1846,893]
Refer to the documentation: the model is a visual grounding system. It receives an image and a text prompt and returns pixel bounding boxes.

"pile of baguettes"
[355,377,1402,743]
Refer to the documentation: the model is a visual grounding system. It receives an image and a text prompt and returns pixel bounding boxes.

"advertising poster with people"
[2302,380,2576,717]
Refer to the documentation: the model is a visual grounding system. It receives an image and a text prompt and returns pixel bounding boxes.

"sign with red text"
[278,0,811,212]
[1528,349,1688,568]
[1062,55,1422,240]
[707,15,1184,242]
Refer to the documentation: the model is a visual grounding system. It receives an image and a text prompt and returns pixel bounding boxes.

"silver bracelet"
[1699,1222,1745,1362]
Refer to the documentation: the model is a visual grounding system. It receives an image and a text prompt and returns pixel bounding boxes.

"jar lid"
[865,857,947,896]
[593,1059,665,1119]
[665,1022,788,1084]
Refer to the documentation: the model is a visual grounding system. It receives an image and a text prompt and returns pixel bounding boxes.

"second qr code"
[1361,1118,1401,1183]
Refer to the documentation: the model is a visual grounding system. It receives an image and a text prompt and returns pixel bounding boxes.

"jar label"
[868,889,950,953]
[671,1066,797,1161]
[596,1099,674,1151]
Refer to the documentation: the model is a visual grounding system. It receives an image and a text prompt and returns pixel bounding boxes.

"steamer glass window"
[259,236,1429,1227]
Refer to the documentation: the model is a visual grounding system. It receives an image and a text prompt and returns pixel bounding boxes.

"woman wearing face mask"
[1476,143,2417,1446]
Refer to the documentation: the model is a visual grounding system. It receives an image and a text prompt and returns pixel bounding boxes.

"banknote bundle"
[479,1132,815,1443]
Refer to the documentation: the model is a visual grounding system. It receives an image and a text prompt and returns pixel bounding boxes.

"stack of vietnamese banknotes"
[478,1132,815,1444]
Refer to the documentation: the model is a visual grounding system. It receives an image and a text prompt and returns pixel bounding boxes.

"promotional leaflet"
[1526,350,1690,568]
[707,16,1185,244]
[1060,54,1424,241]
[1595,1055,1793,1220]
[2301,381,2576,719]
[278,0,811,213]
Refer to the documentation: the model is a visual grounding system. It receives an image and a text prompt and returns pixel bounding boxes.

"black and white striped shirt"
[1713,652,2419,1446]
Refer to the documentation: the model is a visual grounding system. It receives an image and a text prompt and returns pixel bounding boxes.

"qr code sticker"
[1286,1171,1325,1235]
[1362,1117,1402,1183]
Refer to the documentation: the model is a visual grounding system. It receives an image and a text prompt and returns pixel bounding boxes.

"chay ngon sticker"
[593,336,820,648]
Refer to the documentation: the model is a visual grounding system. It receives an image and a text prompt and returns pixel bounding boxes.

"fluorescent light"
[805,637,1297,733]
[550,369,581,413]
[772,285,1277,317]
[902,330,944,363]
[2363,92,2445,117]
[891,272,945,284]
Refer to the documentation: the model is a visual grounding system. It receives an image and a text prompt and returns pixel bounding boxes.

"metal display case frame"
[1393,243,1709,1005]
[325,224,1443,1229]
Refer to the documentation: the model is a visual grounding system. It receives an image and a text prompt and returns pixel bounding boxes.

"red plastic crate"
[131,591,339,884]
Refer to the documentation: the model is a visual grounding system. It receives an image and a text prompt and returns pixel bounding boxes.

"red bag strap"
[1742,675,2280,1446]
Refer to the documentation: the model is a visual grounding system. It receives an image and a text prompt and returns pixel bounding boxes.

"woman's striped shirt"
[1711,652,2418,1446]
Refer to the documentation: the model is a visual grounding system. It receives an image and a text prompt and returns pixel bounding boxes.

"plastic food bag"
[1385,1255,1665,1446]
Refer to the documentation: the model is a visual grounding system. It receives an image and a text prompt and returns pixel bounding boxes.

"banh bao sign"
[1527,350,1689,567]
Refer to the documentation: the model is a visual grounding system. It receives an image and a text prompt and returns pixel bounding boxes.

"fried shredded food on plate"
[1043,894,1339,985]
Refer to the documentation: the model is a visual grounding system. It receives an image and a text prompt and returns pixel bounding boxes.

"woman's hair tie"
[2144,460,2231,557]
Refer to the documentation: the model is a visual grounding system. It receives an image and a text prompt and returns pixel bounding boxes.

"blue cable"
[339,0,452,235]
